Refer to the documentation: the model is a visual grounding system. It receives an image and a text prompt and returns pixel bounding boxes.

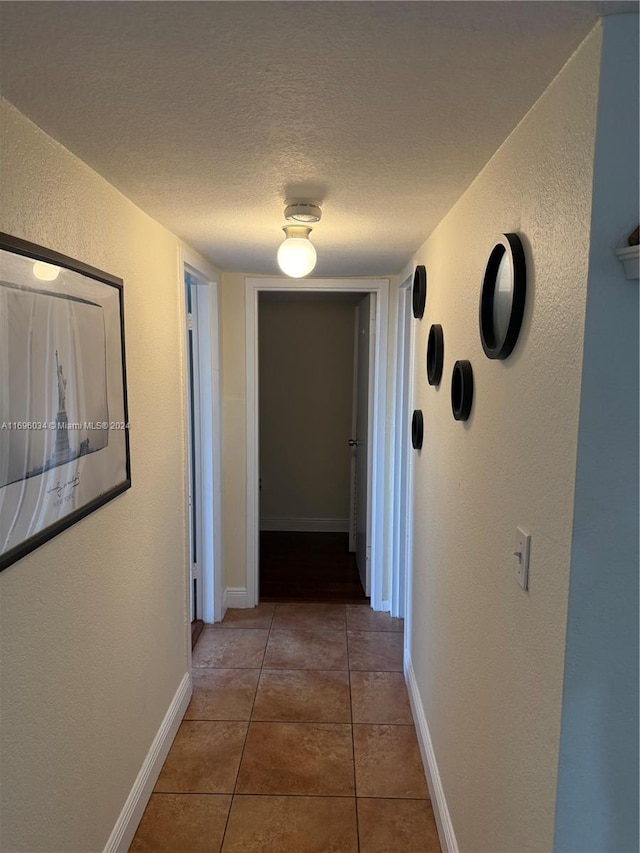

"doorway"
[245,277,390,610]
[257,291,366,602]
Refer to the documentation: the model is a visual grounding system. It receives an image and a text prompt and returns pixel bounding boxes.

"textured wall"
[405,27,601,853]
[0,100,211,852]
[554,15,639,852]
[259,294,355,525]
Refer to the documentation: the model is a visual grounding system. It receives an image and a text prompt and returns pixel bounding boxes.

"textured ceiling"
[0,1,635,276]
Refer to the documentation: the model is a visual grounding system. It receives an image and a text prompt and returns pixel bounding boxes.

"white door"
[350,293,375,596]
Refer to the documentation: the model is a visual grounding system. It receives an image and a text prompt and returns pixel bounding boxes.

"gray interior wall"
[258,293,355,528]
[554,15,639,852]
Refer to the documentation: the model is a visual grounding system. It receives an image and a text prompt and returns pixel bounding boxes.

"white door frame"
[390,275,415,628]
[245,277,389,610]
[187,271,204,623]
[179,248,224,626]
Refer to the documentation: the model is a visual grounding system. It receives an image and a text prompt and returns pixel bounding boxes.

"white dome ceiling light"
[277,225,317,278]
[277,201,322,278]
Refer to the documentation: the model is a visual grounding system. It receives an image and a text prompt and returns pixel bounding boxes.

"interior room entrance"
[257,291,368,602]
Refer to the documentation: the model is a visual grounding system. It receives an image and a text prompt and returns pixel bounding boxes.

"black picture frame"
[0,233,131,572]
[427,324,444,386]
[451,360,473,421]
[479,232,526,359]
[411,409,424,450]
[412,265,427,319]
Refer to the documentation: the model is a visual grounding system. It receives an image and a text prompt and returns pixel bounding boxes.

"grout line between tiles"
[346,630,361,852]
[231,793,358,799]
[217,631,264,852]
[156,790,377,799]
[268,603,277,633]
[149,791,231,797]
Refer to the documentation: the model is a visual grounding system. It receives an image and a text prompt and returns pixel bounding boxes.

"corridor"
[130,603,440,852]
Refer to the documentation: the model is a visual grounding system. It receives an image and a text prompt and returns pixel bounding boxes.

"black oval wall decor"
[451,360,473,421]
[426,324,444,386]
[479,232,526,359]
[411,409,424,450]
[412,265,427,319]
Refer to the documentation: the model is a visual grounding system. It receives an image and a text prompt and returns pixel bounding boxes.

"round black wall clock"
[451,360,473,421]
[411,409,424,450]
[479,233,526,359]
[412,265,427,319]
[426,324,444,386]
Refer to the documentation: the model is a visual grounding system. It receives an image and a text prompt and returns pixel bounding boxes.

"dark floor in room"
[259,531,368,603]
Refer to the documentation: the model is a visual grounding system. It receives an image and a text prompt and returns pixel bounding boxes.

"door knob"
[348,439,362,447]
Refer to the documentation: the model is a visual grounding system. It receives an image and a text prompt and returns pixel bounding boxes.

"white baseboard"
[103,671,192,853]
[405,654,459,853]
[380,599,391,612]
[259,517,349,533]
[224,586,250,609]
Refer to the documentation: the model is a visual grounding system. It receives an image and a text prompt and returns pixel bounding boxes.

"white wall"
[0,99,214,852]
[403,26,601,852]
[554,15,639,852]
[258,293,355,529]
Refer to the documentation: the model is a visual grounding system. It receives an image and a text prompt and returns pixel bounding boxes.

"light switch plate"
[514,526,531,590]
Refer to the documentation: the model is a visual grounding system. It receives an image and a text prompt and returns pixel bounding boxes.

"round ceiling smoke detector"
[284,201,322,223]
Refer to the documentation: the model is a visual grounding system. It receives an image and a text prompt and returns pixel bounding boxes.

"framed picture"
[0,233,131,572]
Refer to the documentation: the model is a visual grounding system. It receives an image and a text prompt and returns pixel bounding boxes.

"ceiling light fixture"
[277,225,317,278]
[284,201,322,224]
[277,200,322,278]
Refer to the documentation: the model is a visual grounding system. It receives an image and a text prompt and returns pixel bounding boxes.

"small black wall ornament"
[426,324,444,386]
[451,360,473,421]
[412,265,427,319]
[411,409,424,450]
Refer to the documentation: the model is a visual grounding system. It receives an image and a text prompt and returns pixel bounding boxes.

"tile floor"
[130,602,441,853]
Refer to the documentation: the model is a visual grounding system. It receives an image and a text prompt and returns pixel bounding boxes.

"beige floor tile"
[346,605,404,633]
[263,628,348,670]
[350,671,413,724]
[353,724,429,798]
[129,793,230,853]
[347,631,403,671]
[192,629,268,668]
[154,721,247,793]
[252,669,350,722]
[357,798,441,853]
[221,795,358,852]
[185,669,260,721]
[212,603,275,629]
[272,602,346,631]
[236,721,355,795]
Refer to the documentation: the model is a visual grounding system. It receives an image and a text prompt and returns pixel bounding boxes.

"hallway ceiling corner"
[0,0,635,276]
